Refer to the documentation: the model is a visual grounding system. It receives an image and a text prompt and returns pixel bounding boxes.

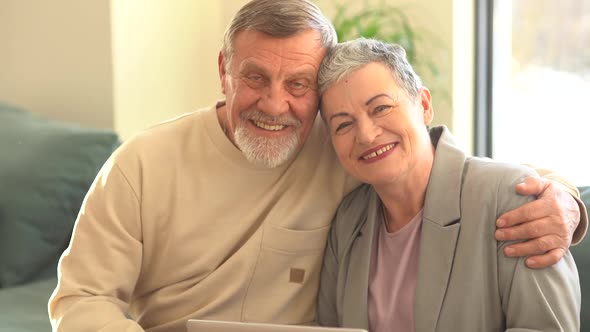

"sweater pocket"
[241,223,331,324]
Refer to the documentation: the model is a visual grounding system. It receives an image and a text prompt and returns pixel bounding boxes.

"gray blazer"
[317,126,580,332]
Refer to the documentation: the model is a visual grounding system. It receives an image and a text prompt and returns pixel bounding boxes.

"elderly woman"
[315,38,580,332]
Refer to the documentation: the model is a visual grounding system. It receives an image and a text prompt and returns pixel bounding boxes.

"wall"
[111,1,227,139]
[452,0,475,153]
[0,0,114,129]
[0,1,237,139]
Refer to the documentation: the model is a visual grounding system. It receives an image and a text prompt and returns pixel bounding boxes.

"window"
[476,0,590,185]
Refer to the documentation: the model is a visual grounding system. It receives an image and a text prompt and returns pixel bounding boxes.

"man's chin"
[234,125,303,168]
[241,145,299,168]
[235,136,300,168]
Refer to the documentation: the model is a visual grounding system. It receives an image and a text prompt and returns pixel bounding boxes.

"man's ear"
[218,51,227,95]
[420,87,434,125]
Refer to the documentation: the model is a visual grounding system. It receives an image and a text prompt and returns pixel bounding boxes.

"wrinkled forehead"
[232,29,327,62]
[227,30,327,87]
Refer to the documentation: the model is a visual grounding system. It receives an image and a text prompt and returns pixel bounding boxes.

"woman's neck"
[374,147,434,233]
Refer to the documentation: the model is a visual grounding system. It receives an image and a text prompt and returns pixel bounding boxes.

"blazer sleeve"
[500,251,580,332]
[496,168,581,331]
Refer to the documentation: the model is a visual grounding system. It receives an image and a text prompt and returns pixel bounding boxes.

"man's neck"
[215,101,237,147]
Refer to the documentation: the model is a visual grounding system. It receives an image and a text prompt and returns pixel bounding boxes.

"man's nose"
[258,82,290,116]
[356,117,382,145]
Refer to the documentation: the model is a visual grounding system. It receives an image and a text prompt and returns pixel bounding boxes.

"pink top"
[368,209,423,332]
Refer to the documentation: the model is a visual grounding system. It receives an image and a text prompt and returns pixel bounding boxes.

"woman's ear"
[420,87,434,125]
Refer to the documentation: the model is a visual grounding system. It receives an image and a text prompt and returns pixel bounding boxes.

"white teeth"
[252,120,286,131]
[362,144,395,160]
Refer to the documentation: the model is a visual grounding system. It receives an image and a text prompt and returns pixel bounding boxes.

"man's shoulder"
[294,115,344,167]
[133,107,210,143]
[304,114,330,146]
[112,107,213,166]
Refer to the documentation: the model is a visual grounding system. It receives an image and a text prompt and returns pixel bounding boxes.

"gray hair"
[318,38,423,101]
[221,0,337,71]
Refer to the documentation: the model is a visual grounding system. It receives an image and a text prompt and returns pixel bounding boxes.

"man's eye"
[290,81,306,89]
[243,74,266,88]
[248,74,263,81]
[288,80,311,96]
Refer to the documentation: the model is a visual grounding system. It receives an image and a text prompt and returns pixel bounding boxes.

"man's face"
[218,29,327,168]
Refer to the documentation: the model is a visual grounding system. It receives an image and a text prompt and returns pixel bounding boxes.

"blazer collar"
[423,126,467,226]
[415,125,465,332]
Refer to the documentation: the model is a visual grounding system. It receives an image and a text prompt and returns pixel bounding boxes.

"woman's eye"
[335,122,353,133]
[374,105,392,114]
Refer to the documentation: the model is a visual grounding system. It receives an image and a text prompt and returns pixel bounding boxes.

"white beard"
[234,122,300,168]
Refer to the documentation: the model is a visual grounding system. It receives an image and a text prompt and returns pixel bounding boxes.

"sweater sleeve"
[49,158,144,331]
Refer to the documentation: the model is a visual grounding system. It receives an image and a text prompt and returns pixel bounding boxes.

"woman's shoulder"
[338,183,374,211]
[330,183,374,238]
[462,157,538,213]
[465,157,537,188]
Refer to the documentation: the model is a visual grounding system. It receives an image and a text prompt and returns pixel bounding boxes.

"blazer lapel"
[415,126,466,332]
[341,189,379,330]
[414,220,460,331]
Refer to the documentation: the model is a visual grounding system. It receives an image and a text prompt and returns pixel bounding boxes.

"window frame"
[474,0,494,158]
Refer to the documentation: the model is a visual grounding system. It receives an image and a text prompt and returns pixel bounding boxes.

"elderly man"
[49,0,587,331]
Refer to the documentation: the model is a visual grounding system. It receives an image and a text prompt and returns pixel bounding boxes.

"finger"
[502,235,564,257]
[495,218,562,242]
[496,199,551,228]
[514,176,550,196]
[524,248,566,269]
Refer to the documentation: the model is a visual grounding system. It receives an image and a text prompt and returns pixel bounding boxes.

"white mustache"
[240,109,301,127]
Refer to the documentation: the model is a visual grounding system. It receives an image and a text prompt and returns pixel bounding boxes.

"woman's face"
[321,62,434,187]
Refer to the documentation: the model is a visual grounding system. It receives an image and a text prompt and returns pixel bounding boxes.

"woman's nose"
[355,117,382,145]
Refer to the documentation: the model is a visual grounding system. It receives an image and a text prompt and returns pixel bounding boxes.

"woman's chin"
[356,172,401,187]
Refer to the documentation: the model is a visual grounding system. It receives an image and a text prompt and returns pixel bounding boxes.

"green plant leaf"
[327,1,445,89]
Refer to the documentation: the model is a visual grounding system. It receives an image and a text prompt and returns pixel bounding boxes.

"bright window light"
[492,0,590,186]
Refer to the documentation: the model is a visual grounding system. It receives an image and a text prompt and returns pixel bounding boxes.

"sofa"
[0,102,588,330]
[575,186,590,329]
[0,102,119,331]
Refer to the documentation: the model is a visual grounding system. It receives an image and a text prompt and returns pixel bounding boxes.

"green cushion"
[0,102,119,288]
[0,277,57,330]
[572,186,590,330]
